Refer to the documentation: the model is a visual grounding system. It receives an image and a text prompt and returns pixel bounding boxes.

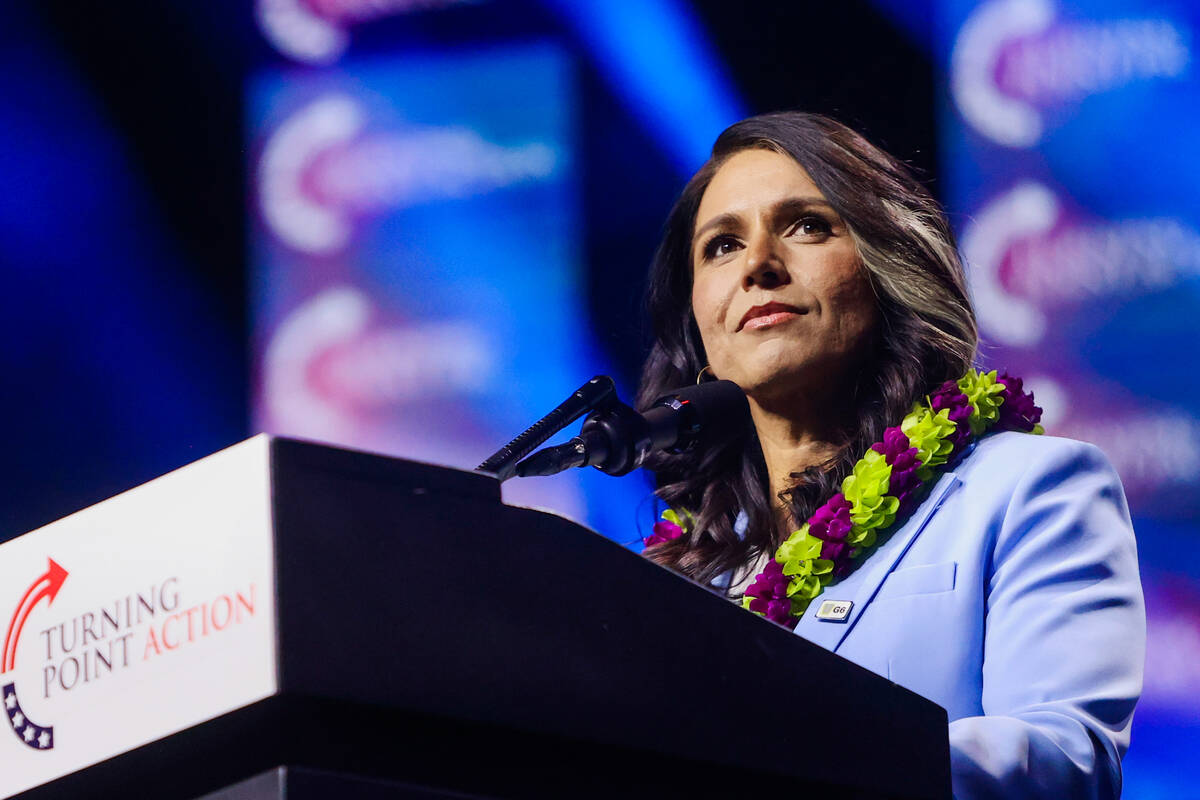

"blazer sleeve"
[948,439,1145,799]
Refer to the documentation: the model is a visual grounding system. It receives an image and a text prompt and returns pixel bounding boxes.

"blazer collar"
[792,469,963,653]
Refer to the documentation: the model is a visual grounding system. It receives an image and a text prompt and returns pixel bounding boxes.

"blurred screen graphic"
[249,43,649,539]
[942,0,1200,794]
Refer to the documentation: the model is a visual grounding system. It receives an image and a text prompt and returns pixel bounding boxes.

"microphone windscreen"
[652,379,750,450]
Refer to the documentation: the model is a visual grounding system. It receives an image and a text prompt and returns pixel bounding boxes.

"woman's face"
[690,148,878,403]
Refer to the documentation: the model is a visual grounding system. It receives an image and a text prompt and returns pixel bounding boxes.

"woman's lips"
[743,311,802,330]
[738,302,806,331]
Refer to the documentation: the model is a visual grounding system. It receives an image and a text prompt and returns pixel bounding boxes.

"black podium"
[3,437,949,799]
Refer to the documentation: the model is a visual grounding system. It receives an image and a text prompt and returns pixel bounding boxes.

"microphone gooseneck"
[476,375,617,481]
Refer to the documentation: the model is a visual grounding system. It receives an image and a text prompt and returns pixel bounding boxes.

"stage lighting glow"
[540,0,745,174]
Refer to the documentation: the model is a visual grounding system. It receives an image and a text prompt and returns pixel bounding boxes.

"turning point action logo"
[2,557,258,755]
[2,558,68,751]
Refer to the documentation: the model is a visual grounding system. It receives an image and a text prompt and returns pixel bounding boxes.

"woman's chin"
[734,364,817,399]
[731,358,858,409]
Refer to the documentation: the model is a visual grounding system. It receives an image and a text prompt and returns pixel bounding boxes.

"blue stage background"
[940,1,1200,794]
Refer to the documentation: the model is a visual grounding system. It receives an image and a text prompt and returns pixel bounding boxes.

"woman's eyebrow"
[771,196,836,219]
[693,212,741,244]
[693,195,836,244]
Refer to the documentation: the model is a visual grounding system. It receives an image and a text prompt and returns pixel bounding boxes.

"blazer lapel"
[793,470,963,653]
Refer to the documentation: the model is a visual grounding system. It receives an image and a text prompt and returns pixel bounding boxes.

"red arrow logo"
[2,559,69,674]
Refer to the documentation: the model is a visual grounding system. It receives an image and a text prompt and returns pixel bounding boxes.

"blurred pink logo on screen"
[257,94,559,254]
[962,182,1200,348]
[951,0,1189,147]
[256,0,479,64]
[261,286,495,461]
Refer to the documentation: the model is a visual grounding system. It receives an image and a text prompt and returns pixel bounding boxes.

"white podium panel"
[0,436,278,797]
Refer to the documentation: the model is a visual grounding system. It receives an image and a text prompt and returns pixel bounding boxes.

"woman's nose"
[742,233,789,289]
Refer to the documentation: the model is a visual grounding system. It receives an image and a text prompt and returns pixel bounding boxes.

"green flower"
[787,573,830,603]
[958,369,1006,436]
[776,524,818,564]
[778,531,834,579]
[901,405,957,477]
[842,449,900,532]
[847,525,878,548]
[773,526,833,600]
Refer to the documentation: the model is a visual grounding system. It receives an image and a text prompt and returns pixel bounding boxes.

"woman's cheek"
[691,283,723,354]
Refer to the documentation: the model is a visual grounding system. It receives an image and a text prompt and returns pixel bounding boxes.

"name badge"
[815,599,853,622]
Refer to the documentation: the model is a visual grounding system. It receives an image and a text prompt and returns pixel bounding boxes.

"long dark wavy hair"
[637,112,977,586]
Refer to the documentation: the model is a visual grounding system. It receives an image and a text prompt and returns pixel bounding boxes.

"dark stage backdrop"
[0,0,1193,795]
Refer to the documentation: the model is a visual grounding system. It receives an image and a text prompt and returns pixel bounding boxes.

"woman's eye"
[792,215,833,237]
[703,235,740,260]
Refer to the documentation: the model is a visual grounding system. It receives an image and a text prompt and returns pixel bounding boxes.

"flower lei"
[642,370,1044,629]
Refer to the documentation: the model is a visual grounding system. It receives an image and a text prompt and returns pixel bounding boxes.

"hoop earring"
[696,365,715,384]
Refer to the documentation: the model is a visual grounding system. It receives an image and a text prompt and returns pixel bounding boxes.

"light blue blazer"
[789,432,1144,799]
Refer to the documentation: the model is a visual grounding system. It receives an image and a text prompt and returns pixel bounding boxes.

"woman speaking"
[637,112,1144,799]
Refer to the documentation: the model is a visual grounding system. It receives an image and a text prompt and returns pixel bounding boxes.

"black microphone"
[516,380,749,478]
